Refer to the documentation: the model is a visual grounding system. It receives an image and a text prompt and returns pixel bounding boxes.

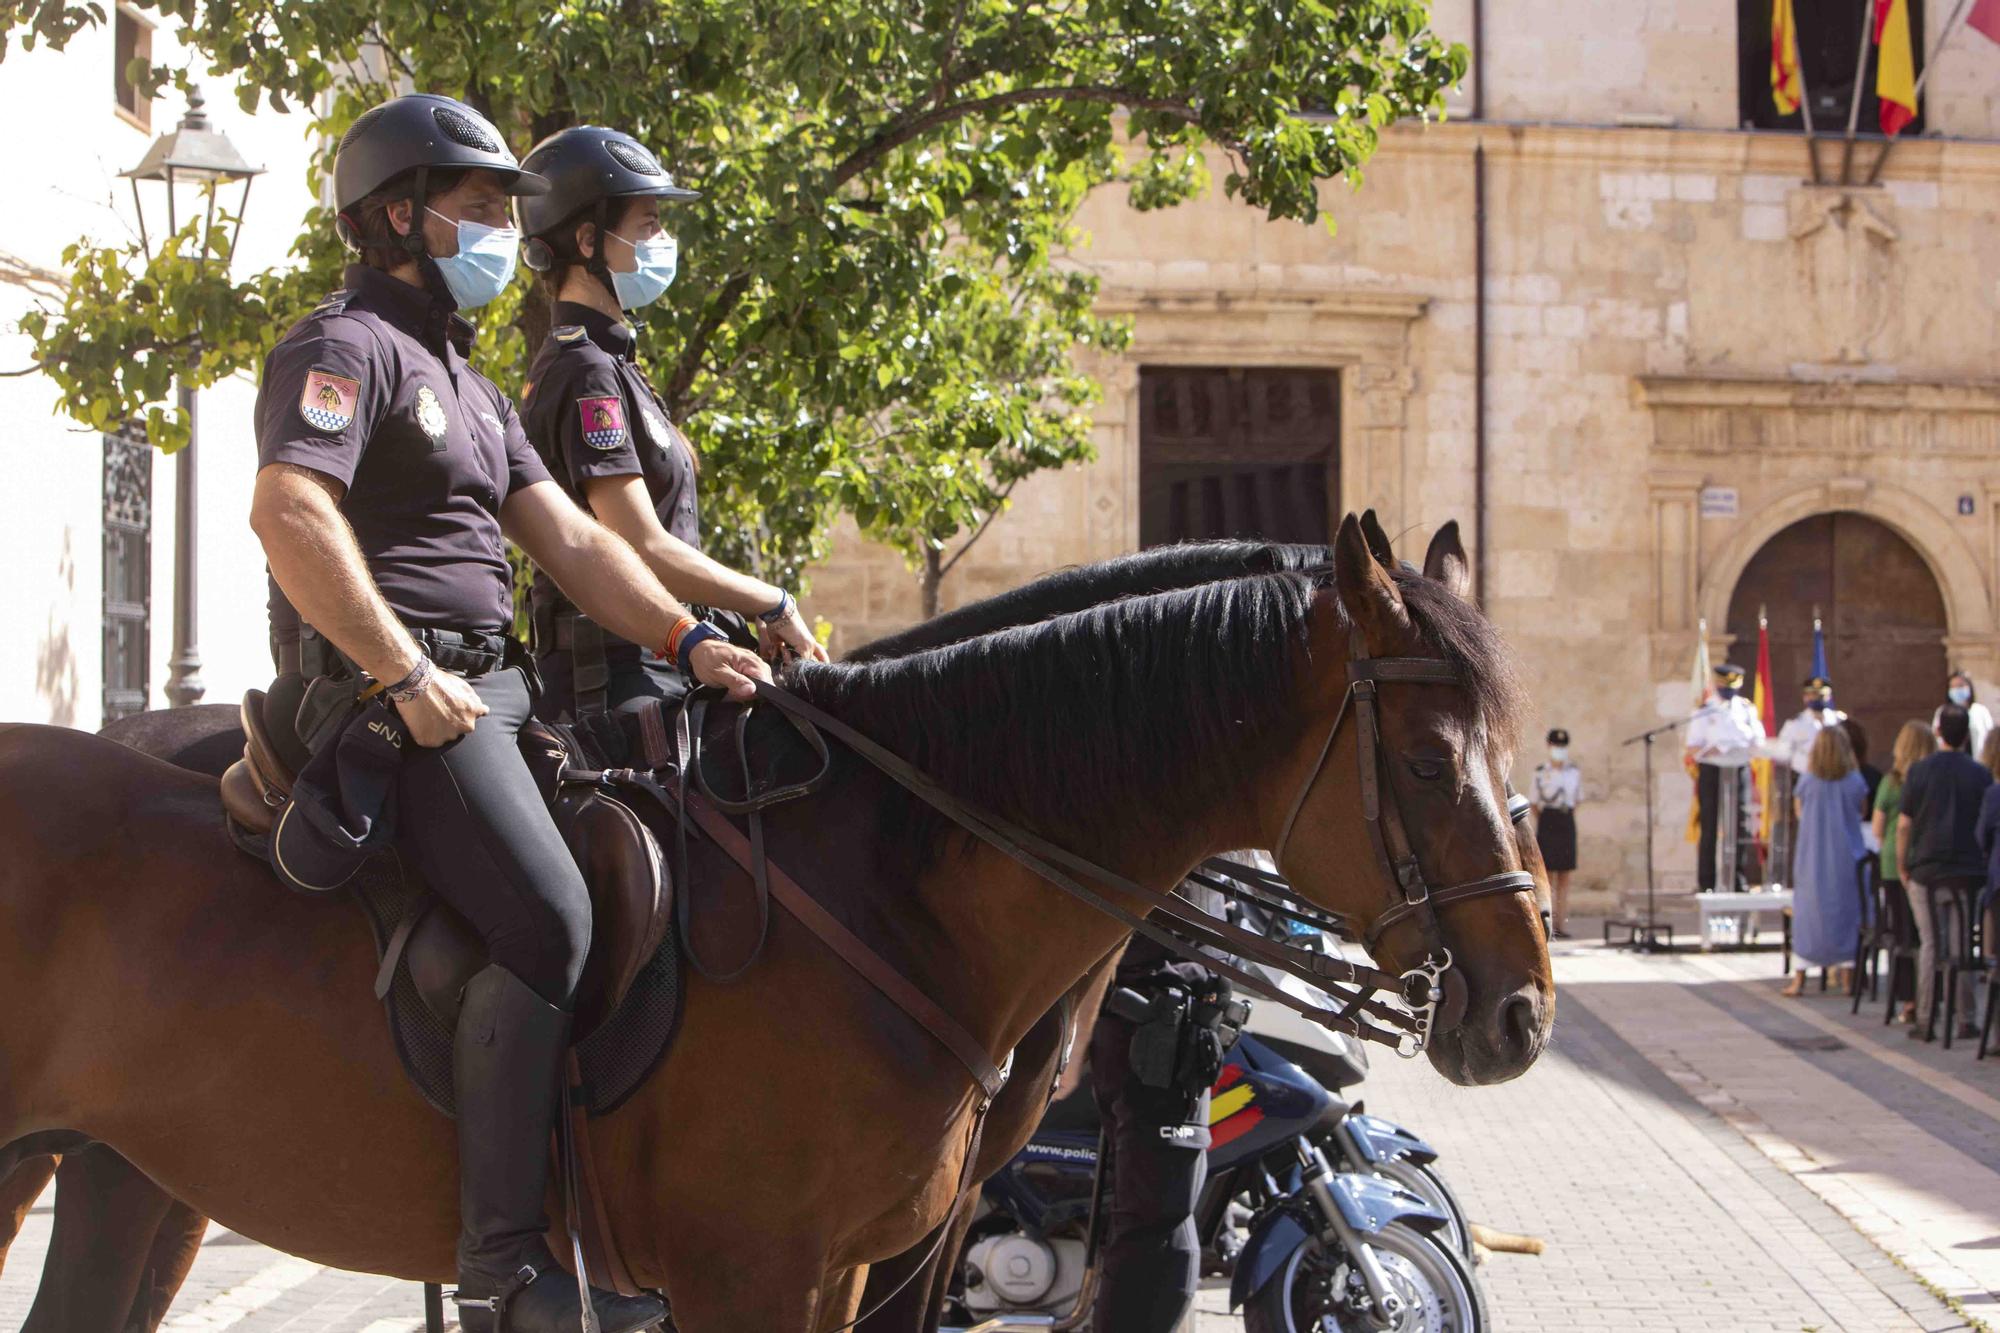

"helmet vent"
[432,106,503,154]
[339,104,391,152]
[605,140,662,176]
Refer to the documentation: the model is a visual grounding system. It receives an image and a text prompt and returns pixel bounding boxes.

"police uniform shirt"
[520,301,699,666]
[1776,707,1847,775]
[255,264,550,636]
[1686,696,1765,767]
[1532,764,1581,812]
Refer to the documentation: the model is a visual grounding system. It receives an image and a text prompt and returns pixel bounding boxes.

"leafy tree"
[4,0,1462,602]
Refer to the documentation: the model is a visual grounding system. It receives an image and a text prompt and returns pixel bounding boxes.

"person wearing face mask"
[1531,728,1582,937]
[251,93,774,1333]
[1933,670,1993,759]
[514,126,826,753]
[1686,663,1767,891]
[1775,675,1846,776]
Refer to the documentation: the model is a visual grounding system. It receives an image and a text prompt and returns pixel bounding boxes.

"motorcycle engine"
[961,1231,1088,1315]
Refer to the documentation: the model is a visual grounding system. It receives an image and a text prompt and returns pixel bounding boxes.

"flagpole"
[1795,12,1824,186]
[1841,0,1876,183]
[1867,0,1976,183]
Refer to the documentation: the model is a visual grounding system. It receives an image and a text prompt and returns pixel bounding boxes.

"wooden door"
[1724,513,1947,765]
[1138,367,1338,549]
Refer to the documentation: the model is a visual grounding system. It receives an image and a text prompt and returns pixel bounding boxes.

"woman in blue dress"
[1785,724,1869,996]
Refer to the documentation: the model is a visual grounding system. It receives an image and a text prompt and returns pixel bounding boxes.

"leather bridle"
[1271,644,1540,1040]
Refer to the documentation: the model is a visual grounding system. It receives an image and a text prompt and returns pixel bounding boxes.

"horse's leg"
[23,1144,193,1333]
[814,1264,869,1333]
[132,1197,207,1331]
[852,1190,982,1333]
[0,1153,58,1273]
[659,1238,829,1333]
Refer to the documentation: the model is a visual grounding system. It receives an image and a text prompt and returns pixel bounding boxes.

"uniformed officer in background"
[250,92,768,1332]
[514,125,825,755]
[1685,663,1767,891]
[1776,674,1846,775]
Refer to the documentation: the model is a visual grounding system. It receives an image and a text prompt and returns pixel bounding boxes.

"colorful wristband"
[661,615,700,666]
[384,654,434,704]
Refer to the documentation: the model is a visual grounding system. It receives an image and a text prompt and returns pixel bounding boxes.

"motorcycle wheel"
[1242,1221,1488,1333]
[1369,1157,1473,1261]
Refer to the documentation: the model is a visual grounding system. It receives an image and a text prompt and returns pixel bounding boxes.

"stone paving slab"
[6,925,1995,1331]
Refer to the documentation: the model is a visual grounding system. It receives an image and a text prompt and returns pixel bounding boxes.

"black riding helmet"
[332,93,547,258]
[517,126,699,287]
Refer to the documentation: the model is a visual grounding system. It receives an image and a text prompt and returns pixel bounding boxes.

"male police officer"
[251,93,767,1332]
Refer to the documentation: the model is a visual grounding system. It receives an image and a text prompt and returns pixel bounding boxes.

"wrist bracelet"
[674,621,728,677]
[661,615,701,666]
[385,654,433,704]
[757,590,795,625]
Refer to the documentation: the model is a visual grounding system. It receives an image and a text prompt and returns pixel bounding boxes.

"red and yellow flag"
[1772,0,1803,115]
[1876,0,1918,135]
[1752,614,1777,847]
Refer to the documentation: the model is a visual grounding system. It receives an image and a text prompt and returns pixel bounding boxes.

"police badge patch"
[415,384,449,448]
[578,396,626,450]
[299,369,360,433]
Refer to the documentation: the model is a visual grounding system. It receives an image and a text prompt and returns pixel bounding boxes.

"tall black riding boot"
[451,964,665,1333]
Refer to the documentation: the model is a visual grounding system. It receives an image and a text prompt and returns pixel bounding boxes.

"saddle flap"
[220,759,280,836]
[239,689,297,799]
[557,788,671,1036]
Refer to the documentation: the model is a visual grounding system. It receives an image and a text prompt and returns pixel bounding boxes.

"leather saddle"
[223,684,673,1040]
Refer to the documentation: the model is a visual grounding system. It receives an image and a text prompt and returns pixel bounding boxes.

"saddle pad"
[341,848,686,1120]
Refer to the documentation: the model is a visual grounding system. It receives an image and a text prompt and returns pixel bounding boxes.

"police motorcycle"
[942,859,1487,1333]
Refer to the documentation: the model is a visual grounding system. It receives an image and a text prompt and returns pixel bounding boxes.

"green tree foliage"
[4,0,1462,588]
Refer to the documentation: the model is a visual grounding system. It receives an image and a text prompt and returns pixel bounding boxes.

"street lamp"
[120,87,263,707]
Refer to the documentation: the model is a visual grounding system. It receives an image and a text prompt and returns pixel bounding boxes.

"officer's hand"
[762,604,828,665]
[691,640,771,702]
[397,668,488,748]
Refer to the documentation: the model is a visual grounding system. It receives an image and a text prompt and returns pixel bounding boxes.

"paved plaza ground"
[6,921,2000,1331]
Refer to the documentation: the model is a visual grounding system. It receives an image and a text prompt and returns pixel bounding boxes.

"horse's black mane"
[845,541,1330,663]
[785,552,1522,855]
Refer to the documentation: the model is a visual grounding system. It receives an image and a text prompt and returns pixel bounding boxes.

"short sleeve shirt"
[519,301,699,663]
[1899,749,1993,883]
[255,265,549,636]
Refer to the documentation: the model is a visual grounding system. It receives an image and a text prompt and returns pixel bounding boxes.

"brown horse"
[0,514,1548,1329]
[0,537,1332,1329]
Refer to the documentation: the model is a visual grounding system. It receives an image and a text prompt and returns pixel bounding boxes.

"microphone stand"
[1606,718,1689,952]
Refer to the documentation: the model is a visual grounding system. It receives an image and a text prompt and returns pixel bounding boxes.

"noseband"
[1272,646,1539,1021]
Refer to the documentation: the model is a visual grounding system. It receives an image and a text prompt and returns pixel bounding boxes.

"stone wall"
[804,114,2000,911]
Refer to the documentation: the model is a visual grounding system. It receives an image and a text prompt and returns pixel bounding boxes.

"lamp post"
[120,87,262,707]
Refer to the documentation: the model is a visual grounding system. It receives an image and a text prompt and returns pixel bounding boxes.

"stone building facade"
[807,0,2000,911]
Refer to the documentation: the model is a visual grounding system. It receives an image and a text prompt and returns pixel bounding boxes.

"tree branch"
[938,476,1019,579]
[668,82,1201,404]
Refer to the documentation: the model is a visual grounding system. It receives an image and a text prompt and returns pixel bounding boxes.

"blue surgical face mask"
[608,231,678,311]
[1717,686,1739,700]
[1950,684,1972,706]
[425,207,519,310]
[1809,698,1830,712]
[1549,746,1569,764]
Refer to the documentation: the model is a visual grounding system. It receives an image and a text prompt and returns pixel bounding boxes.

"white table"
[1695,889,1793,952]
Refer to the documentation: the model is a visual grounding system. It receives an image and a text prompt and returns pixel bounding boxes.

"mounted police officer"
[249,92,769,1332]
[514,125,825,751]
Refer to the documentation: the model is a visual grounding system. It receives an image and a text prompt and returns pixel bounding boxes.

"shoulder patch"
[554,324,587,344]
[578,396,626,450]
[299,368,361,433]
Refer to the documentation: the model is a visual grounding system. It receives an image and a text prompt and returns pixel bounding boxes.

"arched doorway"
[1725,512,1948,762]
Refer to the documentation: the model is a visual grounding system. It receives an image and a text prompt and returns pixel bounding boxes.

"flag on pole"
[1687,620,1712,843]
[1752,611,1777,846]
[1772,0,1804,114]
[1875,0,1919,135]
[1972,0,2000,45]
[1811,611,1830,681]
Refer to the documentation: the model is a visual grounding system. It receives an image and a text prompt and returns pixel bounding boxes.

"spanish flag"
[1752,613,1777,848]
[1875,0,1918,135]
[1772,0,1803,115]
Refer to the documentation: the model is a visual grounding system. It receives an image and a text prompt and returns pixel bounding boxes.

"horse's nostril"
[1500,991,1538,1055]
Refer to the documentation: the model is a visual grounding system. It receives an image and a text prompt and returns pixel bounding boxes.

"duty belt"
[409,627,513,677]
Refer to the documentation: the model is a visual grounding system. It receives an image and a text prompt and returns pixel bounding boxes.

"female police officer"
[512,125,825,746]
[250,92,768,1332]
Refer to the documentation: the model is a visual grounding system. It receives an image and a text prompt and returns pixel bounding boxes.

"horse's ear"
[1334,512,1410,648]
[1423,521,1473,600]
[1359,509,1396,569]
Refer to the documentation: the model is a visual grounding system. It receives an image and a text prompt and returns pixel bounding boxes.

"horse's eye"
[1408,759,1446,783]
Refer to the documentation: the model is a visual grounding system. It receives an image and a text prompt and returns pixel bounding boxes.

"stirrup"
[451,1262,541,1318]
